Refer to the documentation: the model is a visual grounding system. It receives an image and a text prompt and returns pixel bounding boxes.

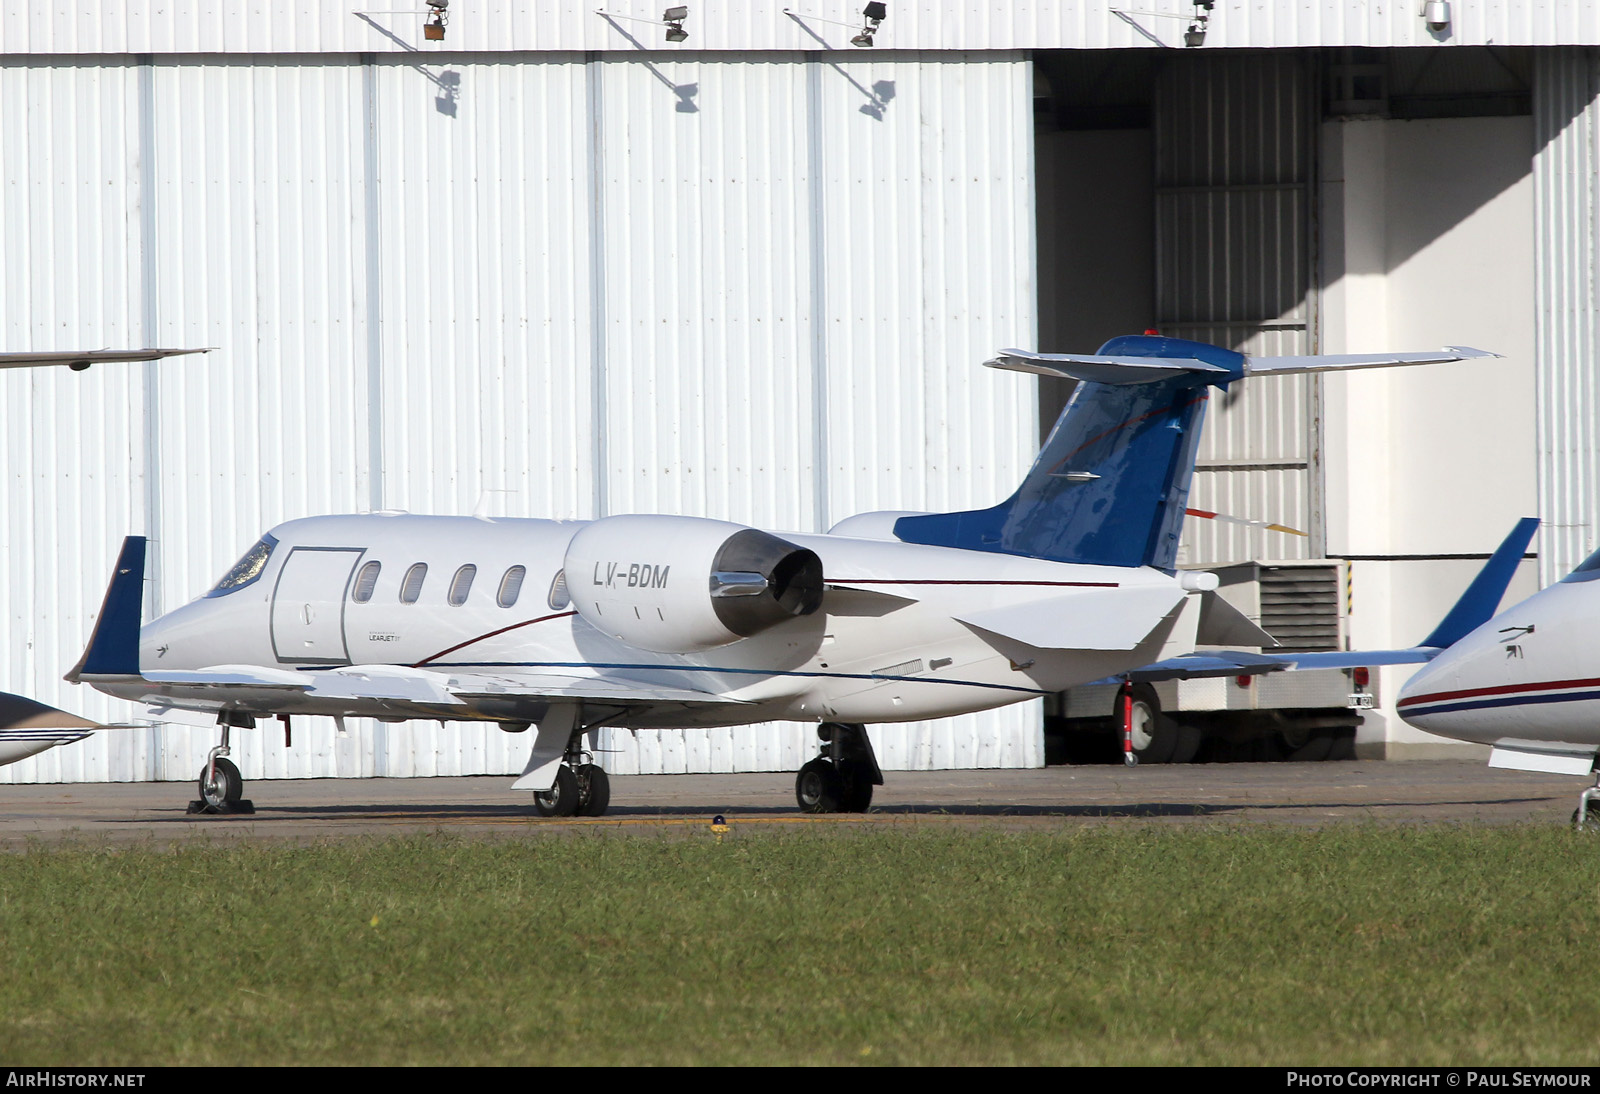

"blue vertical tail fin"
[895,335,1242,570]
[893,336,1500,571]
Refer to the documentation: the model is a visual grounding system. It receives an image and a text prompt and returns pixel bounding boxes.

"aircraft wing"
[0,691,96,766]
[134,663,745,721]
[441,669,748,707]
[986,349,1234,386]
[0,348,212,370]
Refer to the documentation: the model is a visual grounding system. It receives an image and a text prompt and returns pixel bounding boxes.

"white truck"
[1045,560,1371,763]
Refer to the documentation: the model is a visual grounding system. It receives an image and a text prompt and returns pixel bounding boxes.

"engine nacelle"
[563,515,824,653]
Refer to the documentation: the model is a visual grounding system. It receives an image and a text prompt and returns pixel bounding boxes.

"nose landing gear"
[187,713,256,815]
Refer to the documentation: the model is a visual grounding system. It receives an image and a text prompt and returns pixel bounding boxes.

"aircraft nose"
[1396,653,1460,722]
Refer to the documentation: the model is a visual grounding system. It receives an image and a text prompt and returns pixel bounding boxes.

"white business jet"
[1396,529,1600,826]
[59,336,1493,817]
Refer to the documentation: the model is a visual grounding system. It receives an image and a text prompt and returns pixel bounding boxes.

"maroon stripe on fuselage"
[413,610,579,667]
[1398,675,1600,709]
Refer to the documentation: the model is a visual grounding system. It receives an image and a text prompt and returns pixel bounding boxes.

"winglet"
[65,536,147,681]
[1418,517,1540,650]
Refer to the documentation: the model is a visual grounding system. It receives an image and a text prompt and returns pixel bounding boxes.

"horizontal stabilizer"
[0,348,212,370]
[1244,347,1500,376]
[986,350,1234,387]
[1489,739,1598,777]
[955,585,1185,651]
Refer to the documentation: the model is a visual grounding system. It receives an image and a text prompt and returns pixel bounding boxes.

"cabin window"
[448,564,477,606]
[351,561,381,603]
[206,534,278,598]
[400,563,428,604]
[498,566,526,608]
[548,570,571,611]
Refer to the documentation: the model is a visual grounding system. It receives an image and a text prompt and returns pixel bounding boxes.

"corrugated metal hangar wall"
[0,50,1039,783]
[9,9,1600,782]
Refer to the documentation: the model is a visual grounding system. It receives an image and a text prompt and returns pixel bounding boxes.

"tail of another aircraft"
[894,335,1497,572]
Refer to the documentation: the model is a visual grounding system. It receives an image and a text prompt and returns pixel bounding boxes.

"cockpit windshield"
[205,535,278,597]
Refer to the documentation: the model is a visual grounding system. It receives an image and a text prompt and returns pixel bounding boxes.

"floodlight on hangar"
[594,6,691,45]
[852,3,887,48]
[424,0,449,41]
[1184,1,1213,48]
[782,5,886,48]
[664,6,689,43]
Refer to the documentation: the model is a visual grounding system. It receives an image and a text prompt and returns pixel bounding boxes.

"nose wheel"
[187,716,256,815]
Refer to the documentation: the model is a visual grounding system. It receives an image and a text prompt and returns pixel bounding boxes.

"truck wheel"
[1326,727,1357,761]
[1284,732,1334,762]
[1170,723,1203,765]
[1127,686,1178,765]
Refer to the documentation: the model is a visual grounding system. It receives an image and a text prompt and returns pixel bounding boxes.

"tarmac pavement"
[0,759,1588,847]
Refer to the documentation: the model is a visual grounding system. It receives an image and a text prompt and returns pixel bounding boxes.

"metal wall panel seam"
[359,53,387,776]
[586,53,608,519]
[1534,49,1599,584]
[806,53,830,533]
[1022,54,1041,449]
[136,54,163,781]
[361,54,384,515]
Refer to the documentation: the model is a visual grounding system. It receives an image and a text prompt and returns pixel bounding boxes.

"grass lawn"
[0,825,1596,1065]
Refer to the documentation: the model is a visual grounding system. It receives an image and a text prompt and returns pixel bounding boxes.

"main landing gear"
[533,757,611,819]
[188,712,256,815]
[795,722,882,814]
[525,714,611,819]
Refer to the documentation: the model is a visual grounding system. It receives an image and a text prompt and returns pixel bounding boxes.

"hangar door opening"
[1034,50,1320,567]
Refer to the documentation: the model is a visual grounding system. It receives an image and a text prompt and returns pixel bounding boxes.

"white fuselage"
[1397,575,1600,746]
[113,513,1193,729]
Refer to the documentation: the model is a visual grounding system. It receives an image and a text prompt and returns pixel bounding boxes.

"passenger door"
[270,547,363,664]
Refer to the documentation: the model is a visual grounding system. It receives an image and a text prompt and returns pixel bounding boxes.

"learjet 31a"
[60,335,1495,817]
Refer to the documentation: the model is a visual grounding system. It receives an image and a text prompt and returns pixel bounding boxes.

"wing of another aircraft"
[1113,517,1541,684]
[0,348,212,371]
